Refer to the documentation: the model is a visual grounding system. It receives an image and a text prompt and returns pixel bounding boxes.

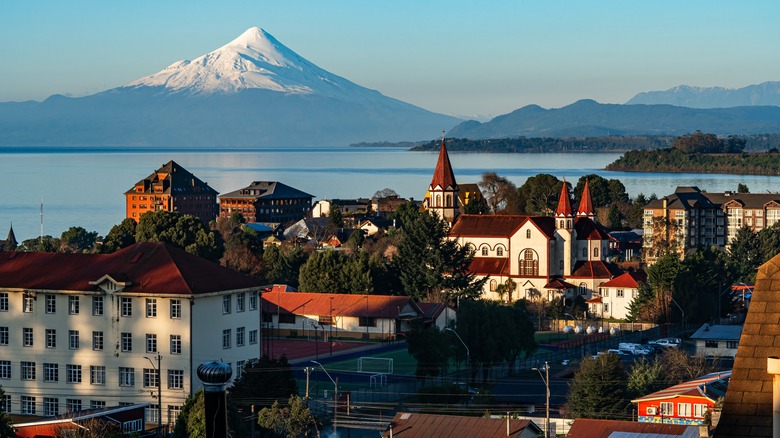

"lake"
[2,146,779,242]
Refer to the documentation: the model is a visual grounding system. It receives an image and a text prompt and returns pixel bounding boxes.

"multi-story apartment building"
[0,242,265,428]
[125,160,218,223]
[219,181,313,225]
[643,187,780,262]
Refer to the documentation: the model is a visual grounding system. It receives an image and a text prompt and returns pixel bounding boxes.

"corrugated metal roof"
[566,418,697,438]
[383,412,541,437]
[261,291,421,318]
[632,370,731,403]
[690,324,743,341]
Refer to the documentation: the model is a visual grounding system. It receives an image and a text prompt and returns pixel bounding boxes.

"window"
[236,361,245,379]
[66,364,81,383]
[601,288,609,297]
[121,333,132,352]
[69,330,80,349]
[489,279,497,291]
[660,402,673,416]
[170,335,182,354]
[249,293,257,311]
[119,367,135,387]
[678,402,692,417]
[121,297,132,317]
[90,366,106,385]
[168,369,184,389]
[46,294,56,313]
[44,397,59,416]
[66,399,81,414]
[146,405,159,424]
[616,289,624,298]
[123,419,143,433]
[497,246,504,256]
[21,396,35,415]
[481,246,488,256]
[0,360,10,379]
[694,404,708,418]
[168,405,182,426]
[146,334,157,353]
[90,400,105,409]
[170,299,181,319]
[237,293,245,312]
[2,395,11,413]
[46,329,56,348]
[249,330,258,345]
[146,298,157,318]
[223,295,232,314]
[143,368,159,388]
[526,229,531,239]
[604,303,610,312]
[0,327,7,346]
[279,314,296,324]
[23,327,34,347]
[21,361,36,380]
[236,327,245,346]
[23,294,34,313]
[519,249,539,276]
[93,331,103,350]
[223,329,231,349]
[44,363,58,382]
[705,340,719,348]
[593,247,599,258]
[359,317,377,327]
[579,283,587,295]
[727,341,739,349]
[0,293,7,311]
[92,296,103,316]
[69,296,80,314]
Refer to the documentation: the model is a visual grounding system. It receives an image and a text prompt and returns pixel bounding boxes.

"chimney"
[768,356,780,438]
[197,361,232,438]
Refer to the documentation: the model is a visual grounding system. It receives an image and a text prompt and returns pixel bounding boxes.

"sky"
[1,1,778,118]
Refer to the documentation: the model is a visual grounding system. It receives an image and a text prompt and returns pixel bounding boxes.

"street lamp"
[309,321,320,359]
[532,361,550,438]
[670,296,685,333]
[444,328,470,380]
[144,353,163,428]
[311,360,338,436]
[738,282,752,312]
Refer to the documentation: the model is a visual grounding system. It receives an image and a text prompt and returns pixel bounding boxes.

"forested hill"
[409,136,673,153]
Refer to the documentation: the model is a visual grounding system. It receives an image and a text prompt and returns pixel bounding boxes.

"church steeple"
[577,179,595,218]
[3,223,17,250]
[425,134,460,223]
[555,180,573,217]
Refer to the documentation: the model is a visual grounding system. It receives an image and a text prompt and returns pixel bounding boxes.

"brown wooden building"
[219,181,313,225]
[125,160,218,223]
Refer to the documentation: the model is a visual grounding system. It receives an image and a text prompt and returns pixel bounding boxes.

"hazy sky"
[1,1,778,117]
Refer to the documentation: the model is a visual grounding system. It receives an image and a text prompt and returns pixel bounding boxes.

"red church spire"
[577,179,594,217]
[555,179,572,217]
[429,136,457,190]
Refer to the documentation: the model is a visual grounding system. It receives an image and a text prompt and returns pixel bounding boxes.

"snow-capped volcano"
[126,27,372,100]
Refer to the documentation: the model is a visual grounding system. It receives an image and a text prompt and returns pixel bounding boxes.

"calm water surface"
[1,147,779,241]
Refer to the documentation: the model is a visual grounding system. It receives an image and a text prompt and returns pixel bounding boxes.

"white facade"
[0,280,262,427]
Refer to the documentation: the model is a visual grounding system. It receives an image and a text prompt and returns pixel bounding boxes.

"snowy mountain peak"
[125,27,367,98]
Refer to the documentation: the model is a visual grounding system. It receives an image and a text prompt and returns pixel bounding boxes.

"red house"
[631,371,731,425]
[14,403,148,437]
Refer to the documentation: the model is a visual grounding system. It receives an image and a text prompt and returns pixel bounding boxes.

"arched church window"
[519,249,539,276]
[526,229,531,239]
[481,246,488,256]
[567,220,572,228]
[490,279,497,292]
[579,282,587,295]
[497,246,504,257]
[594,247,599,258]
[445,194,452,207]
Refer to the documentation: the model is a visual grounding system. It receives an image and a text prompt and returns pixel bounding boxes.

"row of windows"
[0,327,182,354]
[0,294,184,319]
[0,361,184,388]
[222,292,259,314]
[704,340,739,349]
[222,327,258,349]
[655,402,709,418]
[3,395,107,416]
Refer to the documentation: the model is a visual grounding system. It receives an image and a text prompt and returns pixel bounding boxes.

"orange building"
[219,181,313,225]
[125,160,218,223]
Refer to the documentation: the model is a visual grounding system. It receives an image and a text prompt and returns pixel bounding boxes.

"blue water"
[1,147,778,242]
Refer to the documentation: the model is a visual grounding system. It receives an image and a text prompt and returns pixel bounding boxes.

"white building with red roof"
[632,370,731,425]
[448,178,621,303]
[0,242,266,429]
[589,271,647,320]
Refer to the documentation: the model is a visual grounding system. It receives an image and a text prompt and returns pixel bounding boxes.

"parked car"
[649,338,682,348]
[607,349,633,356]
[618,342,651,355]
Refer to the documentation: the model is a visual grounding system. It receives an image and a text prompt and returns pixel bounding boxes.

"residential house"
[283,217,331,246]
[417,302,456,330]
[358,217,396,237]
[608,230,643,261]
[311,198,371,219]
[261,291,426,341]
[0,242,266,428]
[372,195,415,218]
[690,324,743,358]
[383,412,542,438]
[219,181,314,225]
[566,418,701,438]
[589,271,646,320]
[632,370,731,425]
[14,403,148,437]
[125,160,218,223]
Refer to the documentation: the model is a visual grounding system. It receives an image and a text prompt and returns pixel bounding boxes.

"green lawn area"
[326,348,418,376]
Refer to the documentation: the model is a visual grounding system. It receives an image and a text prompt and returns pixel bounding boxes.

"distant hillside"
[627,81,780,108]
[410,136,673,153]
[446,100,780,139]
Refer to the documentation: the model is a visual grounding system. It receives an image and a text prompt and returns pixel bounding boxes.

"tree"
[574,174,610,208]
[626,357,665,399]
[737,182,750,193]
[645,216,682,260]
[478,172,519,213]
[257,395,314,438]
[298,250,352,293]
[217,214,264,276]
[100,218,137,253]
[0,386,13,438]
[675,247,730,324]
[656,348,720,385]
[406,323,452,380]
[495,278,517,304]
[373,188,398,198]
[55,417,121,438]
[393,212,485,301]
[606,204,623,229]
[59,226,98,253]
[19,235,60,252]
[626,283,657,322]
[566,353,631,419]
[463,195,490,214]
[645,252,683,324]
[328,204,344,228]
[135,210,224,261]
[517,174,563,215]
[728,226,762,282]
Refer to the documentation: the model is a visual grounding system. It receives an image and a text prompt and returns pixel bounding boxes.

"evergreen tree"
[135,210,224,261]
[607,204,623,229]
[406,323,452,380]
[59,226,99,253]
[229,356,298,414]
[728,226,762,282]
[257,395,314,438]
[566,353,631,419]
[0,386,13,438]
[328,204,344,228]
[626,357,665,398]
[100,218,137,253]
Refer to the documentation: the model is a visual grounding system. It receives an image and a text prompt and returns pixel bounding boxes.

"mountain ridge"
[626,81,780,108]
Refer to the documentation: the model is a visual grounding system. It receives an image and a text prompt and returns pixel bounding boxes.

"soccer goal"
[357,357,393,375]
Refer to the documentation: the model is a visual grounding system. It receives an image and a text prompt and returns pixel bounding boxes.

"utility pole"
[144,353,163,428]
[533,361,550,438]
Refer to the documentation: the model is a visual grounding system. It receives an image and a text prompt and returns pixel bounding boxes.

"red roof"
[574,217,609,240]
[450,214,525,237]
[566,418,694,438]
[570,260,622,279]
[467,257,510,276]
[576,179,594,216]
[555,181,573,217]
[632,371,731,403]
[261,291,419,318]
[544,278,577,289]
[600,271,646,288]
[383,412,541,438]
[586,296,603,303]
[0,242,265,295]
[429,138,458,190]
